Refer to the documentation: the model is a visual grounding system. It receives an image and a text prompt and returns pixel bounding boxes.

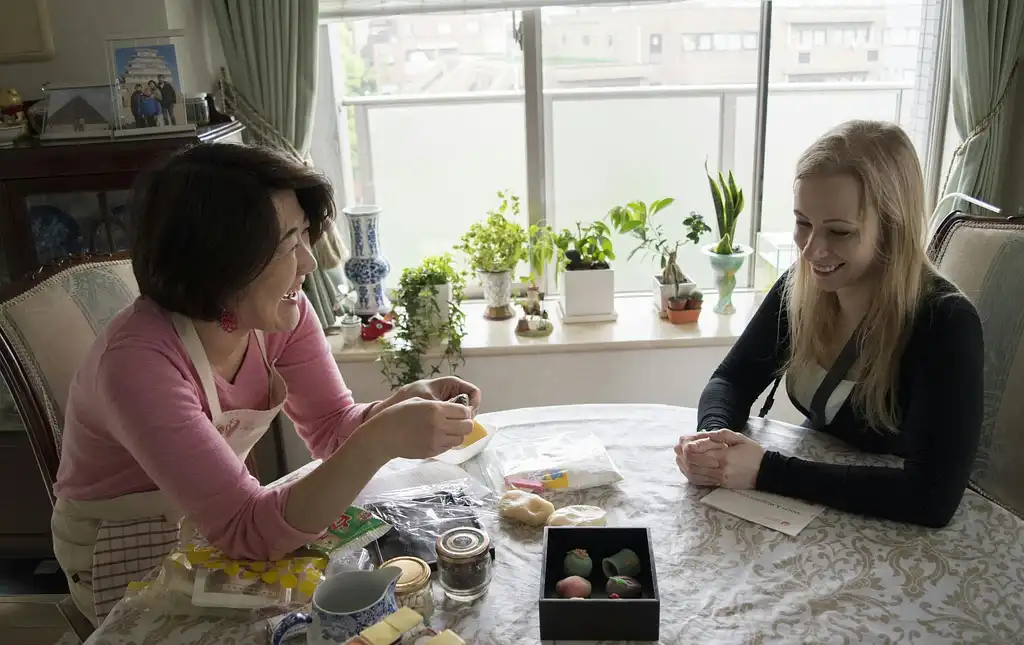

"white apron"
[52,313,288,626]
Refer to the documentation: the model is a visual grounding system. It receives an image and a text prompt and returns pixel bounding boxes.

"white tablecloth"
[87,404,1024,644]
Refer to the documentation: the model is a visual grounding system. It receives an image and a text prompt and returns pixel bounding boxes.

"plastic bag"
[325,547,374,578]
[480,430,624,492]
[359,478,499,570]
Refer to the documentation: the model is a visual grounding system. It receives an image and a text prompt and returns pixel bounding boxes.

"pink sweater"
[54,293,375,560]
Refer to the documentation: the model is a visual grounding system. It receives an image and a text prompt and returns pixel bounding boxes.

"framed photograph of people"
[105,30,196,137]
[38,83,116,141]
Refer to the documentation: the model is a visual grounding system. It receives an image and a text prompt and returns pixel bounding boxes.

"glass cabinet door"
[24,189,131,267]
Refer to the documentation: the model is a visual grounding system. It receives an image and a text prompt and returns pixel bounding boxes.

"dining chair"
[0,251,264,641]
[928,211,1024,519]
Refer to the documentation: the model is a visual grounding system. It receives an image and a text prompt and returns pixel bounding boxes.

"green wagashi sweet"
[605,575,642,599]
[563,548,593,577]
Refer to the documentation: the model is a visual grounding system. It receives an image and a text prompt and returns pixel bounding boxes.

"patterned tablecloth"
[87,404,1024,645]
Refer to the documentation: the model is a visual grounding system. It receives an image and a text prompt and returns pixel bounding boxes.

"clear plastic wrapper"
[326,547,374,578]
[479,430,624,492]
[358,478,499,570]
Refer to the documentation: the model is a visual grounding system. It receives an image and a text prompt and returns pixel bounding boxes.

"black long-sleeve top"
[697,272,984,528]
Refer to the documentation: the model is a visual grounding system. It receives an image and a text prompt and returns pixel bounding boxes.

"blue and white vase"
[343,205,391,317]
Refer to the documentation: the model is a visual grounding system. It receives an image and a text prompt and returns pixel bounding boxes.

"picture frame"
[104,30,196,138]
[38,82,116,141]
[0,0,54,63]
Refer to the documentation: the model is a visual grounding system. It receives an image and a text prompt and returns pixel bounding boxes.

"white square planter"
[558,268,617,323]
[653,275,696,318]
[432,282,451,326]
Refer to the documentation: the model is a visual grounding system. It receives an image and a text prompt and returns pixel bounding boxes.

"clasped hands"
[674,429,766,489]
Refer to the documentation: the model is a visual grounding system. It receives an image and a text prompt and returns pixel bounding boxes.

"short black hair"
[130,143,335,320]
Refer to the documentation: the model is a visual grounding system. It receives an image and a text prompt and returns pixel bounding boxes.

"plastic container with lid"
[435,527,492,602]
[381,556,434,618]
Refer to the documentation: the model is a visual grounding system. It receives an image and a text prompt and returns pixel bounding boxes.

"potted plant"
[553,221,617,323]
[378,254,468,389]
[702,160,752,315]
[454,190,528,320]
[608,198,710,318]
[666,289,703,324]
[337,287,363,346]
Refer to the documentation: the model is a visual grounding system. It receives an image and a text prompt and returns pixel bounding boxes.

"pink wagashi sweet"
[554,575,591,598]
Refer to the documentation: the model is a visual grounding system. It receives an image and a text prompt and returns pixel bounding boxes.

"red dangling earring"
[219,309,238,333]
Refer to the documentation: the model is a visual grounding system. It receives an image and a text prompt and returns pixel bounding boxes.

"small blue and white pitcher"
[271,566,402,645]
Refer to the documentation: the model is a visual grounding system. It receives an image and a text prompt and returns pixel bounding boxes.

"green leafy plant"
[706,159,746,254]
[454,191,529,273]
[379,254,467,389]
[608,198,710,295]
[521,222,565,288]
[554,221,615,271]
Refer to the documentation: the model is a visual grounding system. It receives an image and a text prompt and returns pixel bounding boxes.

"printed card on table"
[699,488,825,536]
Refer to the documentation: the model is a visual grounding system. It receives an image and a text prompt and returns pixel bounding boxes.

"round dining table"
[85,404,1024,644]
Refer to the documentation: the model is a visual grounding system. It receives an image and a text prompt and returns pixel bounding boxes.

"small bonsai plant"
[608,198,710,296]
[554,221,615,271]
[454,190,529,274]
[378,253,467,389]
[705,159,746,255]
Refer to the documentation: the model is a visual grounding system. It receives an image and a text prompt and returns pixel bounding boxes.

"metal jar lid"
[382,556,431,593]
[435,527,490,561]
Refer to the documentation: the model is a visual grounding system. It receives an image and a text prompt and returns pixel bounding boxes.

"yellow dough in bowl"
[457,418,488,449]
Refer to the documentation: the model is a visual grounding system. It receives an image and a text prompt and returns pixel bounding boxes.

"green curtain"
[942,0,1024,214]
[213,0,342,328]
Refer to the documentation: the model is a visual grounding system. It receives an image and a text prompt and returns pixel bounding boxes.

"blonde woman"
[675,120,983,528]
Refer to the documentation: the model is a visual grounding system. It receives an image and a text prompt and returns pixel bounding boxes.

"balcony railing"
[337,81,910,292]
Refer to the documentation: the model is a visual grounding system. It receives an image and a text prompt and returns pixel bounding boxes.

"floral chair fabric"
[0,259,138,488]
[930,214,1024,518]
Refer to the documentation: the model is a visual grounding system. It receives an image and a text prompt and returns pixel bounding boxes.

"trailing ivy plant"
[521,222,566,288]
[378,254,467,389]
[454,190,529,273]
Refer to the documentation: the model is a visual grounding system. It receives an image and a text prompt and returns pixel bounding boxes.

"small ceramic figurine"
[605,576,642,599]
[514,284,553,338]
[555,575,591,599]
[563,549,592,577]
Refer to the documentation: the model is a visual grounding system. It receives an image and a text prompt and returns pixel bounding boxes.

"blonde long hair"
[783,120,935,432]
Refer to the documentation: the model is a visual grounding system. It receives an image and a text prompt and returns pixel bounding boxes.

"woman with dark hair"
[50,143,481,626]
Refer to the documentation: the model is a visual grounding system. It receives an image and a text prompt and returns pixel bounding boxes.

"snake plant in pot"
[454,190,528,320]
[702,160,752,315]
[553,220,617,323]
[378,253,467,389]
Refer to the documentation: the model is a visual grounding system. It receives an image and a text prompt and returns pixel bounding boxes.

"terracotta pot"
[666,300,701,324]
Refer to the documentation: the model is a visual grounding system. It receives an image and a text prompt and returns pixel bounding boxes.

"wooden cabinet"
[0,121,244,285]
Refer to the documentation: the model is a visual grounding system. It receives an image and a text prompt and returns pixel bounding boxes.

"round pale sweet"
[545,505,607,526]
[555,575,591,598]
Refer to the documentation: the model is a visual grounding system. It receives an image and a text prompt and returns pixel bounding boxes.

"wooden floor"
[0,597,76,645]
[0,558,76,645]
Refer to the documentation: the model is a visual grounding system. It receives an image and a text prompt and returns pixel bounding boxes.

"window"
[649,33,662,55]
[327,0,945,295]
[438,21,451,34]
[755,0,939,288]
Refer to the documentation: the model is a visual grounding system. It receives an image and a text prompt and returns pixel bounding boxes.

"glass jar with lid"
[381,556,433,618]
[435,527,492,602]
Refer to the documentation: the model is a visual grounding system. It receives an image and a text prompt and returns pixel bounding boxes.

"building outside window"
[325,0,945,295]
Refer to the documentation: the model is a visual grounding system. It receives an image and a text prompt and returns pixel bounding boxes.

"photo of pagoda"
[112,42,185,131]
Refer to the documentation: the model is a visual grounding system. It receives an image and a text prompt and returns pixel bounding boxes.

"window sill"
[330,290,765,364]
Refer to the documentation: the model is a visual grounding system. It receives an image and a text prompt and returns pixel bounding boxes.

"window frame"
[325,0,951,298]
